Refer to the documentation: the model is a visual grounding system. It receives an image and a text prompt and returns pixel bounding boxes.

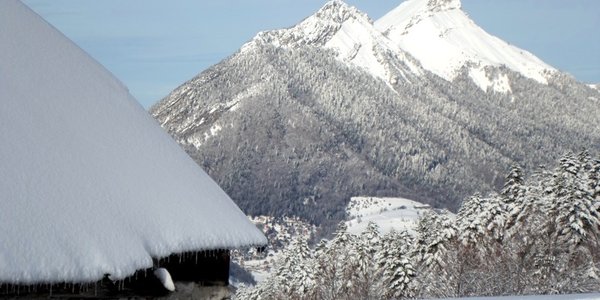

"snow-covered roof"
[0,0,266,285]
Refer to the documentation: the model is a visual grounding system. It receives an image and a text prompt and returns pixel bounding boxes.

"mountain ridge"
[245,0,425,85]
[151,0,600,231]
[375,0,556,94]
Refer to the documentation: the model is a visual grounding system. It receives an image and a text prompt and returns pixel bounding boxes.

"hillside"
[150,0,600,230]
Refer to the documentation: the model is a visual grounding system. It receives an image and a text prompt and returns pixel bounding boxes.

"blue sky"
[24,0,600,108]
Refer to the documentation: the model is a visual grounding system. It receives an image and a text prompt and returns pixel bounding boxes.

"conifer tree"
[378,230,415,299]
[317,222,356,300]
[288,236,316,297]
[413,211,458,298]
[550,152,599,252]
[353,222,381,298]
[502,165,525,203]
[456,193,486,249]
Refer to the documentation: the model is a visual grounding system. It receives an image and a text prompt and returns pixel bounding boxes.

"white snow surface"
[345,196,433,235]
[0,0,266,285]
[375,0,556,92]
[324,12,390,81]
[154,268,176,292]
[248,0,423,84]
[244,0,559,94]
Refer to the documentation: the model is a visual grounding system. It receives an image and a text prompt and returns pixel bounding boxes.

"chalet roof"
[0,0,266,284]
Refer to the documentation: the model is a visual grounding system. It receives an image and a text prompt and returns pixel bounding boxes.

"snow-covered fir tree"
[378,229,415,299]
[275,235,316,298]
[237,221,418,299]
[502,165,526,203]
[412,211,459,298]
[353,221,382,298]
[236,150,600,299]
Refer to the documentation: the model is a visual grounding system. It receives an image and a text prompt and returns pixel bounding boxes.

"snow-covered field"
[346,196,433,235]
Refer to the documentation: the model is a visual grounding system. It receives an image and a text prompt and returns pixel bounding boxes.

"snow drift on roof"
[0,0,266,285]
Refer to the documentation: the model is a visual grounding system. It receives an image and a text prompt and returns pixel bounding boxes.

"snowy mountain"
[249,0,423,85]
[151,0,600,231]
[0,0,265,285]
[375,0,556,93]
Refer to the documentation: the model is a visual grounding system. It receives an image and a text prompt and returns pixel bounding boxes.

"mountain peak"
[248,0,372,49]
[376,0,555,90]
[315,0,371,24]
[244,0,423,85]
[426,0,461,12]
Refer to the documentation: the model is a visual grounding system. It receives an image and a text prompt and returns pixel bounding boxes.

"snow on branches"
[236,150,600,299]
[236,221,415,300]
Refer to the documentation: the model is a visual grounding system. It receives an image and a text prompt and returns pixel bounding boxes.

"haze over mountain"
[151,0,600,230]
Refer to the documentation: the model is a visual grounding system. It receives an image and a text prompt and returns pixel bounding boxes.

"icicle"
[195,251,198,264]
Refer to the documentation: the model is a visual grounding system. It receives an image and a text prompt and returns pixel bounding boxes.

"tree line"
[236,150,600,299]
